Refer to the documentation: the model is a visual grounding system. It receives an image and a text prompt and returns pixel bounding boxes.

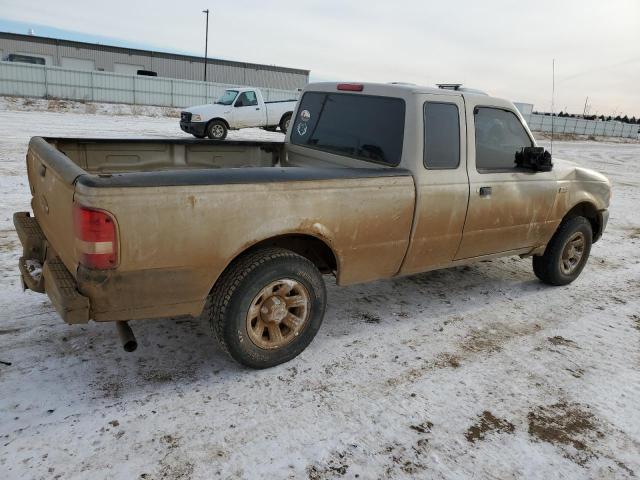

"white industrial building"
[0,32,309,91]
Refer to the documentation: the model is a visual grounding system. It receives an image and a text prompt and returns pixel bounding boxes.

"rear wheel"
[208,248,326,368]
[207,120,228,140]
[533,216,593,286]
[279,113,292,134]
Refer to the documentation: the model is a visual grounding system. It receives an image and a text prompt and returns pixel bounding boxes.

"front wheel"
[207,120,228,140]
[533,216,593,286]
[208,248,326,368]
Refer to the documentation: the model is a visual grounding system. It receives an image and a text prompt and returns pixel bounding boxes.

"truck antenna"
[551,59,555,157]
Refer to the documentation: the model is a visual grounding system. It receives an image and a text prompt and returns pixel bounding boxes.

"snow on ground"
[0,96,183,118]
[0,104,639,480]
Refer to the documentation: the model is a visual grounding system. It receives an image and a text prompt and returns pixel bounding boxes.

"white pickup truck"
[180,87,297,140]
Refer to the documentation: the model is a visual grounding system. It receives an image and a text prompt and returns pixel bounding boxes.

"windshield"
[215,90,239,105]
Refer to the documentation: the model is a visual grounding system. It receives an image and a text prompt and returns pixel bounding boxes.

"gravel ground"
[0,103,639,480]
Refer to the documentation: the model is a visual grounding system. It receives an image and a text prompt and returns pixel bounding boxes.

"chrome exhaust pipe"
[116,321,137,352]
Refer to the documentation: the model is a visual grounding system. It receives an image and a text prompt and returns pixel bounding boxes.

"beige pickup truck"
[14,82,611,368]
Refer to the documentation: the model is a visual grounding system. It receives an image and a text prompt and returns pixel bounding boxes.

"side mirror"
[515,146,553,172]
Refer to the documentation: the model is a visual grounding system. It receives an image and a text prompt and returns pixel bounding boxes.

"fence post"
[133,76,136,105]
[43,65,48,99]
[170,79,174,107]
[90,71,94,102]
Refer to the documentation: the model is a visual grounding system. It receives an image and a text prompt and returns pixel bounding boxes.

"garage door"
[61,57,96,71]
[114,63,144,75]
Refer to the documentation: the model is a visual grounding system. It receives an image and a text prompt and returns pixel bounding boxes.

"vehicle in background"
[3,53,46,65]
[180,87,296,139]
[14,82,610,369]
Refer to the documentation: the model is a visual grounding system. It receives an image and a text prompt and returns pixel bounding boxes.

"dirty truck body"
[15,82,611,368]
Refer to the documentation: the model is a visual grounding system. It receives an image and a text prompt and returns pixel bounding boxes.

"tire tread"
[208,247,312,360]
[533,216,592,286]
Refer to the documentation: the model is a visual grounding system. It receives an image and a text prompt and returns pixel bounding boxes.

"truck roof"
[303,81,507,104]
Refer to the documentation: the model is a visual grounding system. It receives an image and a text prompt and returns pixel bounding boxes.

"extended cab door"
[400,93,470,275]
[454,99,557,259]
[231,90,265,128]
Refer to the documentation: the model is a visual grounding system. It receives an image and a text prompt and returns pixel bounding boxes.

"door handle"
[255,107,260,110]
[479,186,492,197]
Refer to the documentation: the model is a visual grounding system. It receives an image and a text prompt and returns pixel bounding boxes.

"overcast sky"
[1,0,639,115]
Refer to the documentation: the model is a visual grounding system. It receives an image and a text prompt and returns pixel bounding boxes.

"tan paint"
[399,93,470,274]
[16,83,611,325]
[26,149,77,272]
[454,96,559,259]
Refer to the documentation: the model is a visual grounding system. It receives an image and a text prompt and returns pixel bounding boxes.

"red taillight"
[337,83,364,92]
[73,205,118,269]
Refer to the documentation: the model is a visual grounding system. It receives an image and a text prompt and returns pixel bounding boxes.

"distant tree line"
[532,111,640,124]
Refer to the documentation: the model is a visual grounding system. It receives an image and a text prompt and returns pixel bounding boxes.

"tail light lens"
[73,205,118,269]
[337,83,364,92]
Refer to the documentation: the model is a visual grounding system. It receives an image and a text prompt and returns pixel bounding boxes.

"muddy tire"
[279,113,292,134]
[533,216,593,286]
[206,120,227,140]
[208,247,326,368]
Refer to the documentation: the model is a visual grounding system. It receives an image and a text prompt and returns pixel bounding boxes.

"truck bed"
[22,136,415,323]
[44,137,285,173]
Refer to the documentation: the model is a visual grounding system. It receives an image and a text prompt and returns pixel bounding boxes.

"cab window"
[235,91,258,107]
[474,107,532,171]
[290,92,405,166]
[423,102,460,169]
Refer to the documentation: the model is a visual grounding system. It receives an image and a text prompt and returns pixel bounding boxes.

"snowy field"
[0,103,639,480]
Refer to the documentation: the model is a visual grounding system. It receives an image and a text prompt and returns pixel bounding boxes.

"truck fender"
[210,231,340,295]
[207,117,230,130]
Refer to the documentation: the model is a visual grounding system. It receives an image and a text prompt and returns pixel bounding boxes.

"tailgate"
[27,137,86,276]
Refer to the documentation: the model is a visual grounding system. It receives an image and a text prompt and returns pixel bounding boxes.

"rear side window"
[424,102,460,169]
[474,107,533,171]
[290,92,405,166]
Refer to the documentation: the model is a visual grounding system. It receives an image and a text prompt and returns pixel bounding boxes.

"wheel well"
[280,112,292,125]
[564,202,601,241]
[243,234,337,275]
[207,117,229,129]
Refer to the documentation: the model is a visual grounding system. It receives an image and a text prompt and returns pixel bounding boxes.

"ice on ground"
[0,104,639,480]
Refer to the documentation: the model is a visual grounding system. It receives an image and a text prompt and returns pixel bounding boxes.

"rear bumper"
[14,212,90,324]
[180,121,207,137]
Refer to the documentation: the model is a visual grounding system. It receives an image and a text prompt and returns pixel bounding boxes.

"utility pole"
[202,9,210,82]
[583,96,589,117]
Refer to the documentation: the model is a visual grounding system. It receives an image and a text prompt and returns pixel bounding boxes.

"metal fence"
[523,112,638,139]
[0,61,300,108]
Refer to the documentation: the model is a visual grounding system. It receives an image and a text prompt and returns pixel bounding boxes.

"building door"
[61,57,96,71]
[114,63,144,75]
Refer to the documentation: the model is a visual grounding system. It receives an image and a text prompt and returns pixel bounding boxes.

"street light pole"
[202,9,209,82]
